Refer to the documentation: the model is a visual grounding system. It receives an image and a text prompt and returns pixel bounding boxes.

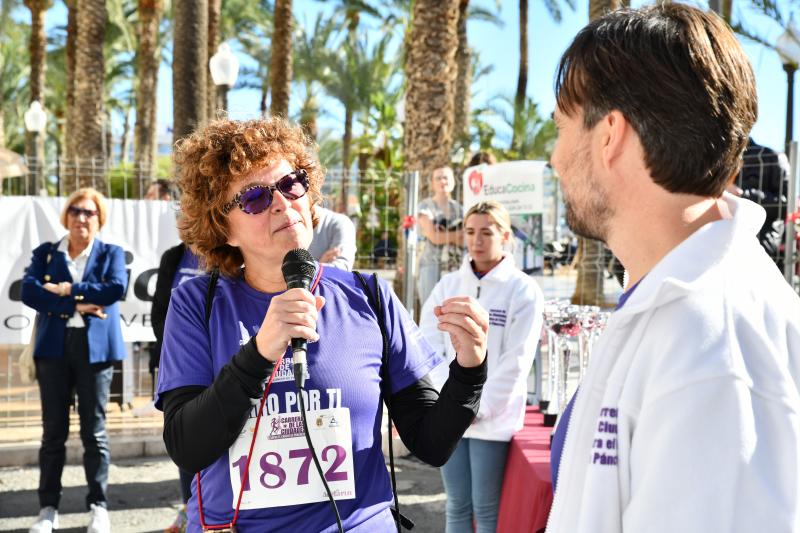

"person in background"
[144,179,174,201]
[735,137,790,268]
[307,205,357,270]
[547,5,800,532]
[465,151,497,168]
[420,201,544,533]
[22,188,127,533]
[150,242,204,533]
[154,117,489,532]
[417,166,464,308]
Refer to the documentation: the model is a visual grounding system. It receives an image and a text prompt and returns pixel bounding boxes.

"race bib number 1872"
[228,407,356,510]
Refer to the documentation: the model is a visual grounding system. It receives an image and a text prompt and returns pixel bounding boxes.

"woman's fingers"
[434,296,489,368]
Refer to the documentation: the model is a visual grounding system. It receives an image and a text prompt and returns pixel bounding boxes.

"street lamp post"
[24,100,47,195]
[776,22,800,153]
[209,43,240,113]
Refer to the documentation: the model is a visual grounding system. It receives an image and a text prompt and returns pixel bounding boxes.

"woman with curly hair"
[155,117,489,532]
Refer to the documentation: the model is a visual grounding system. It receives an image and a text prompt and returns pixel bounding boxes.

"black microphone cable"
[296,383,344,533]
[283,249,344,533]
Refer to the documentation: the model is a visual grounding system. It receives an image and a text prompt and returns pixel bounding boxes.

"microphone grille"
[282,248,316,280]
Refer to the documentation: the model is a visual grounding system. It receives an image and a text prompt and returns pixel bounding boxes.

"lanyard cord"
[196,265,325,531]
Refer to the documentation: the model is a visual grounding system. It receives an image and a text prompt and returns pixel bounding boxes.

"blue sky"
[43,0,799,154]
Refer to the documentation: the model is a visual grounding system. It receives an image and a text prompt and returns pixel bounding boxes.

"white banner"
[0,196,181,344]
[462,160,546,215]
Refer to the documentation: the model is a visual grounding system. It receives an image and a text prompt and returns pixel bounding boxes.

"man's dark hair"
[151,179,175,199]
[555,3,757,197]
[467,151,496,167]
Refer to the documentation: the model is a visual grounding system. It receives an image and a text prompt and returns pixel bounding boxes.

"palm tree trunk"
[207,0,222,119]
[512,0,528,152]
[401,0,459,300]
[300,91,318,141]
[341,104,353,210]
[270,0,293,118]
[64,0,78,162]
[134,0,161,188]
[589,0,624,22]
[172,0,208,143]
[25,0,49,194]
[25,1,47,103]
[453,0,471,150]
[403,0,460,197]
[73,0,107,193]
[121,108,131,165]
[260,83,269,118]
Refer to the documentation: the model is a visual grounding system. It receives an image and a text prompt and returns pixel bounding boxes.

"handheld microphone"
[281,248,317,389]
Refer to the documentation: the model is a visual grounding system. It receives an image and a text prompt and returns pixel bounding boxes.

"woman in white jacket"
[420,201,544,533]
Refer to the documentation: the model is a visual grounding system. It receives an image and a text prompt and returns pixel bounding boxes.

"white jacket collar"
[458,253,517,282]
[616,193,766,318]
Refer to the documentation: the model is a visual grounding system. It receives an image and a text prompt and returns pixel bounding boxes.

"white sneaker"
[29,506,59,533]
[87,503,110,533]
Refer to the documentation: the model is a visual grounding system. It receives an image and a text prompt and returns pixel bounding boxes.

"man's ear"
[599,110,628,171]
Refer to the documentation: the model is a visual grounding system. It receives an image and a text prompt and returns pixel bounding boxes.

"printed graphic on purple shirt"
[172,248,203,290]
[155,266,440,532]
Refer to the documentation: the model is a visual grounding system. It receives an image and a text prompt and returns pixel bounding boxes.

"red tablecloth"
[496,407,554,533]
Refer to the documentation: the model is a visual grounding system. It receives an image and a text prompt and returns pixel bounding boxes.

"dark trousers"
[35,328,113,510]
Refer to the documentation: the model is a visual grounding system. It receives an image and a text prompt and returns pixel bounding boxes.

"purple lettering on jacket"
[590,406,619,467]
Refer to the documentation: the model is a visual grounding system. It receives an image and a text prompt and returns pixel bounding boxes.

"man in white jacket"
[546,4,800,533]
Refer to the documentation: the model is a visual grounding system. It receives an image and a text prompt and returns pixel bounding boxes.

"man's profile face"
[144,184,170,201]
[550,107,613,243]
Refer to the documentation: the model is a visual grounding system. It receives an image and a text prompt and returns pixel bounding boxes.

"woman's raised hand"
[433,296,489,368]
[254,288,326,362]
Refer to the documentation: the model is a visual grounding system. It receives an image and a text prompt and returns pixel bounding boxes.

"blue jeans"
[35,328,113,510]
[440,438,510,533]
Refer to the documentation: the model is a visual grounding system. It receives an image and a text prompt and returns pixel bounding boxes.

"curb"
[0,435,167,468]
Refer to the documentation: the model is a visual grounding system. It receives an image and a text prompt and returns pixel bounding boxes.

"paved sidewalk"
[0,455,446,532]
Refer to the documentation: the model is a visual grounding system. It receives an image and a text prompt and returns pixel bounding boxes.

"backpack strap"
[354,271,414,531]
[204,269,219,327]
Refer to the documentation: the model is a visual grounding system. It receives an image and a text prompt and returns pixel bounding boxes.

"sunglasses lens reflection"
[240,187,272,214]
[278,173,306,200]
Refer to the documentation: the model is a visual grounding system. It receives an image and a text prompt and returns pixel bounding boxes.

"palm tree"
[294,14,336,140]
[512,0,527,152]
[221,0,273,117]
[453,0,470,148]
[269,0,293,118]
[570,0,627,305]
[64,0,77,161]
[72,0,108,193]
[709,0,732,23]
[24,0,51,192]
[134,0,162,184]
[512,0,574,152]
[207,0,222,119]
[172,0,208,143]
[403,0,460,194]
[589,0,625,21]
[1,1,29,152]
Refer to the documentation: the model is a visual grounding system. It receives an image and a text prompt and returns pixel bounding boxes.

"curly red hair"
[174,117,324,277]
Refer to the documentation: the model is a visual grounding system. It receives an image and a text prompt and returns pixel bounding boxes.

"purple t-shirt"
[156,266,440,532]
[171,248,203,290]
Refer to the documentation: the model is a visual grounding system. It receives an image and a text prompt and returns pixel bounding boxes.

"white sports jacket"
[420,253,544,442]
[546,194,800,533]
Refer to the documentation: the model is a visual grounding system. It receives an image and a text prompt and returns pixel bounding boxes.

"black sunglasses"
[222,169,310,215]
[67,206,98,218]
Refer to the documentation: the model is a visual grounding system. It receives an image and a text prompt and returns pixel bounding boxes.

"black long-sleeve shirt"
[161,336,486,473]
